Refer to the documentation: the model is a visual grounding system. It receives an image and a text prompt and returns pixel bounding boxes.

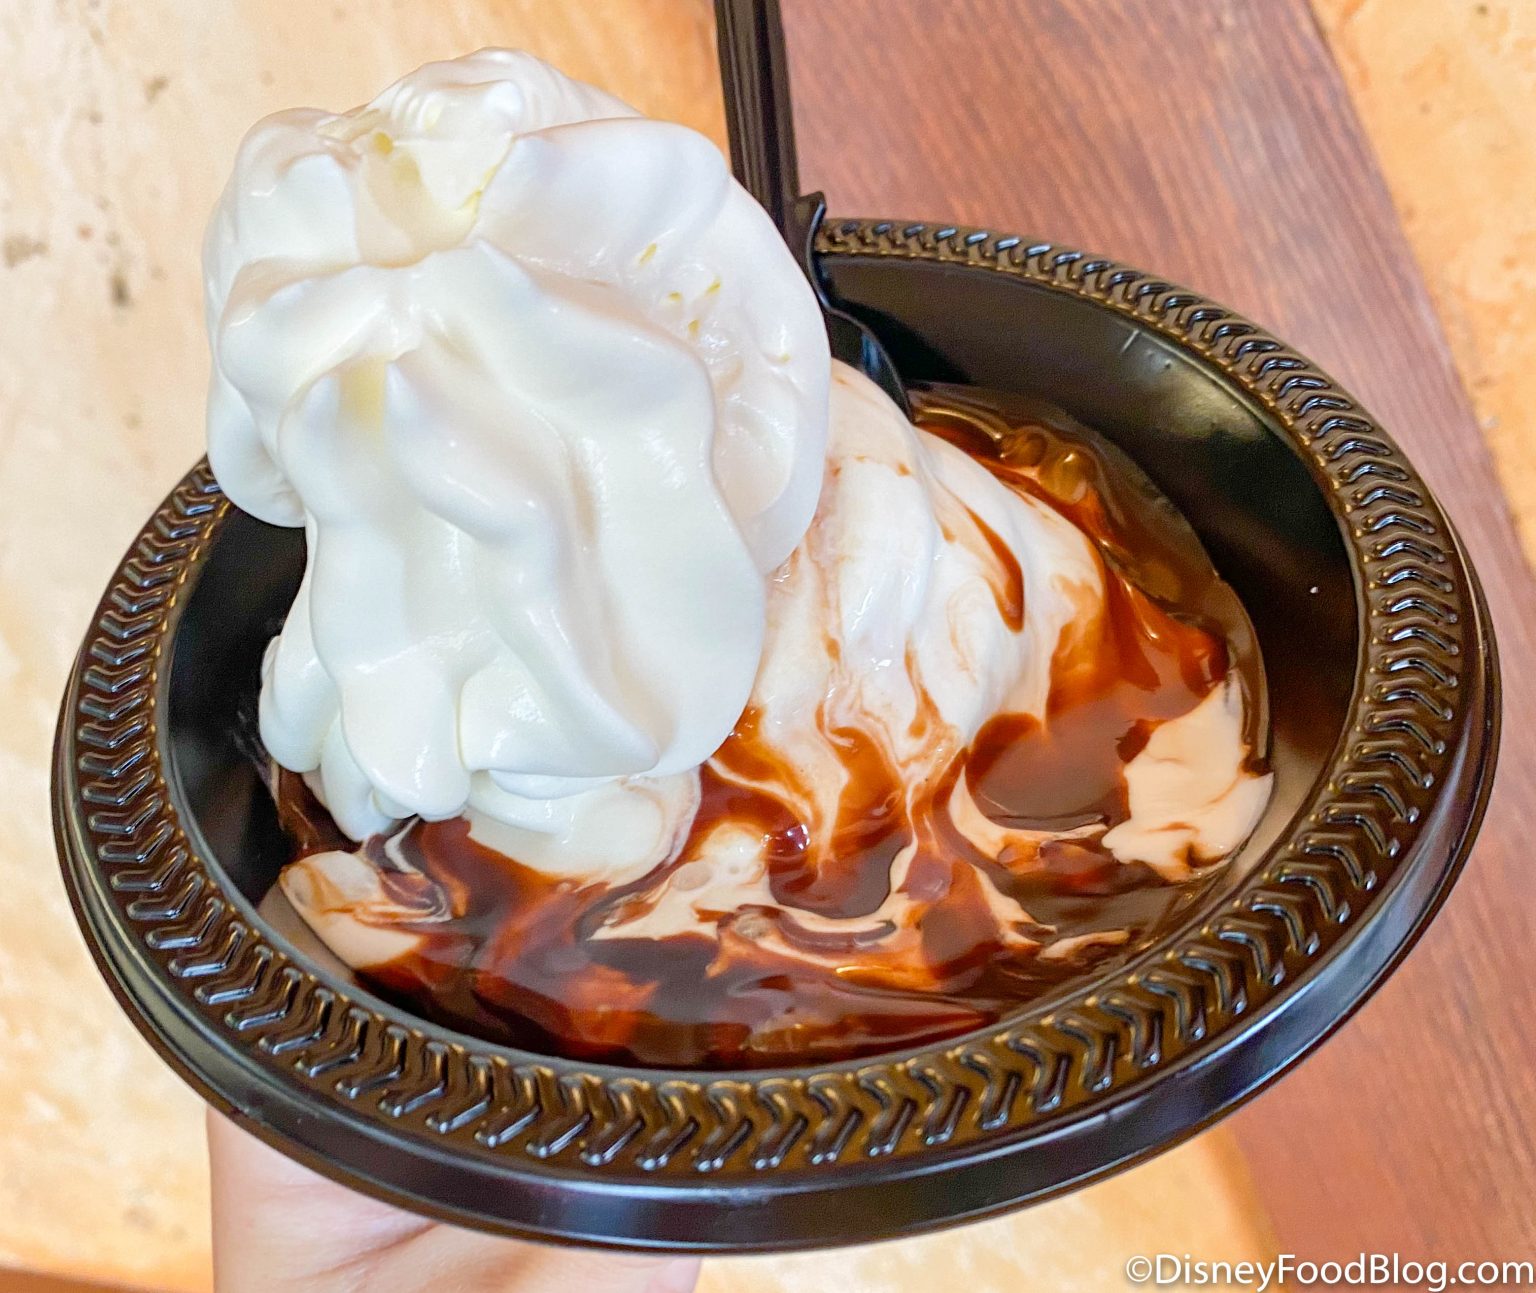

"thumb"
[207,1110,701,1293]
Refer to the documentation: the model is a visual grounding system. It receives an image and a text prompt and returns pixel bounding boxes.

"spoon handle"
[712,0,911,417]
[714,0,801,236]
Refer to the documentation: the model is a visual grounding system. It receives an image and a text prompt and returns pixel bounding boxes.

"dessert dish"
[55,42,1494,1251]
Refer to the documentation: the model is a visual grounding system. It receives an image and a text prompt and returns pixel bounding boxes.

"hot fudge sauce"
[271,385,1268,1068]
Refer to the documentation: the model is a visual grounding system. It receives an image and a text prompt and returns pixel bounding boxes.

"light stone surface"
[1315,0,1536,563]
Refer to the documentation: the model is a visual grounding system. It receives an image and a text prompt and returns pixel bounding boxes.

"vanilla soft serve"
[205,49,830,840]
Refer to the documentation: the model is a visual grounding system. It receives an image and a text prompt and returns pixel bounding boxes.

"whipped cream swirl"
[205,49,830,838]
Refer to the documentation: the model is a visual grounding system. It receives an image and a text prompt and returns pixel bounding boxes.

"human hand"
[207,1111,701,1293]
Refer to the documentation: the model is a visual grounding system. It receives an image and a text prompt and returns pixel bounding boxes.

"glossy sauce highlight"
[275,386,1265,1068]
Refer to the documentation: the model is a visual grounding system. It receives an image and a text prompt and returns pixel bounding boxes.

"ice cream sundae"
[205,49,1271,1066]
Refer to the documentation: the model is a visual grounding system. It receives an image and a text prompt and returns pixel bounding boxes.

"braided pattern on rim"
[61,222,1465,1180]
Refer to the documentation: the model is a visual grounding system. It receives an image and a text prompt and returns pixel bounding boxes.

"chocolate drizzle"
[273,386,1267,1068]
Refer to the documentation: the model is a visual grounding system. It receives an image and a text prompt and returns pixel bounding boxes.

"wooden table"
[779,0,1535,1258]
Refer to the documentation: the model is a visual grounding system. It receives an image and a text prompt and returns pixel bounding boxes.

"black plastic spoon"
[714,0,911,417]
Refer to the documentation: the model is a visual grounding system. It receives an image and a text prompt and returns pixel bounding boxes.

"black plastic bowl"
[53,221,1498,1251]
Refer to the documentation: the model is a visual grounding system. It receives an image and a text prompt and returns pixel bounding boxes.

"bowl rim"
[53,218,1499,1250]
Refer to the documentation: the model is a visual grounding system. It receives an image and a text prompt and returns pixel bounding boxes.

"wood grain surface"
[775,0,1535,1260]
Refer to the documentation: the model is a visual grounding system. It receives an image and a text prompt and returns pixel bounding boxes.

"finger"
[207,1110,435,1289]
[206,1111,701,1293]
